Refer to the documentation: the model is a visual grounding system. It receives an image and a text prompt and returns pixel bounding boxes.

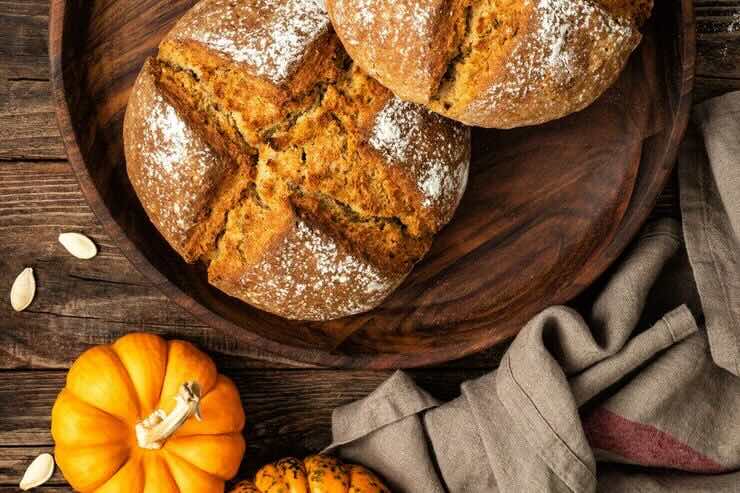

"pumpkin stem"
[135,381,202,450]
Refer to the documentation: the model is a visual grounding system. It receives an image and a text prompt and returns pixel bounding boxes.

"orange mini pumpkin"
[230,455,391,493]
[51,332,246,492]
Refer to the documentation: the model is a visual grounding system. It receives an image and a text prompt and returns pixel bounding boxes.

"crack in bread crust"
[430,0,649,112]
[430,0,530,111]
[289,189,431,273]
[143,60,257,261]
[153,43,437,272]
[430,1,475,103]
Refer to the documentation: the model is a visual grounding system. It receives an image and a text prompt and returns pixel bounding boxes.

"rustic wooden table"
[0,0,738,490]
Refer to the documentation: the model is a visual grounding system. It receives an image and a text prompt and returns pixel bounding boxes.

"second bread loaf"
[327,0,650,128]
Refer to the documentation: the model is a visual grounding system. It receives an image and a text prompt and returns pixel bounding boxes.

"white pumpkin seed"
[58,232,97,260]
[19,453,54,490]
[10,267,35,312]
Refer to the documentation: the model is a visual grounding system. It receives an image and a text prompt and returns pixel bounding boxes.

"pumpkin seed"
[19,453,54,490]
[58,232,97,259]
[10,267,35,312]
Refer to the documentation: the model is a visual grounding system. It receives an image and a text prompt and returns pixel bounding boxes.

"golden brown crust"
[207,195,407,321]
[435,0,643,127]
[165,0,333,87]
[327,0,468,103]
[328,0,647,128]
[366,96,470,227]
[123,60,244,262]
[124,0,470,321]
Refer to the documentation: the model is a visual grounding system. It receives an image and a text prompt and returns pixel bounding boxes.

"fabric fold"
[680,91,740,376]
[327,370,440,448]
[324,371,445,493]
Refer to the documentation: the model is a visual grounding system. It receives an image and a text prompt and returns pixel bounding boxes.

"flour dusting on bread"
[464,0,637,125]
[227,220,398,320]
[370,97,469,217]
[369,97,424,163]
[536,0,632,80]
[124,64,226,254]
[172,0,330,83]
[140,96,206,238]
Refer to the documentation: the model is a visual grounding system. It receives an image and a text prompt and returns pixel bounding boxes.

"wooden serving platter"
[49,0,695,368]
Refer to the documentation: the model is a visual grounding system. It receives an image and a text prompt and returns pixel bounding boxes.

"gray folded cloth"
[681,92,740,375]
[325,92,740,493]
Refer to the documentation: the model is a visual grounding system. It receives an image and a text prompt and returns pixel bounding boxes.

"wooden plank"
[0,0,730,81]
[0,0,49,80]
[0,0,734,162]
[696,41,740,80]
[0,0,736,163]
[0,488,71,493]
[0,1,733,489]
[0,0,57,160]
[0,0,731,371]
[0,80,66,160]
[7,0,740,86]
[0,369,485,485]
[695,0,740,78]
[695,75,740,102]
[0,447,67,488]
[0,0,737,162]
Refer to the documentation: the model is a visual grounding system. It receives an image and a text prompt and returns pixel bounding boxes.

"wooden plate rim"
[48,0,696,368]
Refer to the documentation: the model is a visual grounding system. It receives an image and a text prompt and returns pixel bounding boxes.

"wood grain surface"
[48,0,692,368]
[1,0,739,489]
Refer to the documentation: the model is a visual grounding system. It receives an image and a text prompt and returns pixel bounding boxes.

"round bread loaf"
[123,0,470,321]
[327,0,651,128]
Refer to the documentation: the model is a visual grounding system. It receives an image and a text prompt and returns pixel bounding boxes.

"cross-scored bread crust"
[124,61,247,263]
[123,0,470,321]
[327,0,646,128]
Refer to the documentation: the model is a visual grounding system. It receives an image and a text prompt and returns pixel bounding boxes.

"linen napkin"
[324,92,740,492]
[681,92,740,376]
